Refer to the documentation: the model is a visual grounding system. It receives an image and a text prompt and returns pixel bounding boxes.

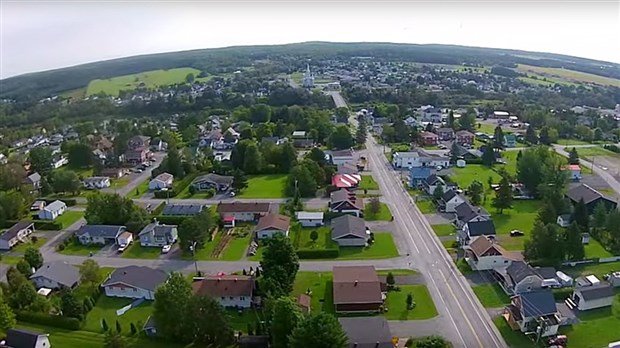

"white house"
[504,290,560,337]
[37,200,66,221]
[330,149,354,165]
[192,275,254,309]
[465,236,523,271]
[101,266,168,300]
[557,214,572,228]
[83,177,111,189]
[564,164,582,180]
[255,214,290,239]
[30,261,80,290]
[439,190,465,213]
[149,172,174,190]
[5,329,52,348]
[138,222,178,247]
[571,284,615,311]
[0,222,35,250]
[392,150,450,169]
[295,211,324,227]
[217,202,271,223]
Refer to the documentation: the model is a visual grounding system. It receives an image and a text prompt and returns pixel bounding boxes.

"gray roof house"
[495,261,544,295]
[338,317,393,348]
[571,283,615,311]
[24,172,42,190]
[458,220,497,245]
[454,202,490,228]
[0,221,35,250]
[138,222,178,247]
[101,266,168,300]
[3,328,51,348]
[566,184,618,214]
[331,215,369,247]
[191,173,234,192]
[504,290,561,338]
[75,225,126,245]
[162,204,205,216]
[30,261,80,290]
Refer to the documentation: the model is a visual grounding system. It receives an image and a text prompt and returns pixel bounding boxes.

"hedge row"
[296,248,340,259]
[16,311,82,330]
[465,158,484,165]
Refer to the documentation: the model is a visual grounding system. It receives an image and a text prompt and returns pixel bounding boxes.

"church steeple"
[302,63,314,88]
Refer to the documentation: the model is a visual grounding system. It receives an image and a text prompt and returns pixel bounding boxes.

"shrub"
[16,311,81,330]
[130,322,137,335]
[154,190,177,199]
[56,244,66,251]
[32,220,63,230]
[296,248,339,259]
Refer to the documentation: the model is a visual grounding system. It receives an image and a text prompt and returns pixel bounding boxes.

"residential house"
[437,128,455,141]
[128,135,151,150]
[138,222,178,247]
[409,166,431,187]
[450,143,482,160]
[149,173,173,191]
[30,200,46,211]
[291,131,314,148]
[333,266,384,313]
[503,134,517,148]
[331,173,361,189]
[503,290,561,337]
[75,225,126,245]
[404,116,418,127]
[24,172,41,191]
[101,266,168,300]
[83,177,111,189]
[162,204,205,216]
[199,130,222,148]
[329,189,364,217]
[330,149,354,165]
[100,168,126,179]
[0,222,35,250]
[30,261,80,290]
[465,236,523,271]
[331,215,369,247]
[556,214,572,228]
[566,184,618,213]
[50,154,68,169]
[150,138,165,152]
[419,107,443,123]
[192,275,254,309]
[439,190,465,213]
[295,211,324,227]
[454,202,490,228]
[125,148,149,164]
[422,174,446,195]
[191,173,234,192]
[37,200,66,221]
[337,163,360,175]
[392,150,449,169]
[563,164,582,180]
[456,130,475,145]
[570,283,615,311]
[458,220,497,245]
[3,329,51,348]
[254,214,290,239]
[217,202,271,223]
[419,131,439,145]
[495,261,544,295]
[339,317,394,348]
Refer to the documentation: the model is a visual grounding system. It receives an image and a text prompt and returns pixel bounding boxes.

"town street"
[365,135,507,347]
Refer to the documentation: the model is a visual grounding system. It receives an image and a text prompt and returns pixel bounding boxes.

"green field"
[432,224,455,237]
[83,297,154,333]
[384,285,438,320]
[516,64,620,87]
[359,175,379,190]
[416,199,436,214]
[493,317,541,348]
[55,210,84,229]
[86,67,204,96]
[472,283,510,308]
[558,295,620,348]
[0,255,21,265]
[364,202,393,221]
[574,146,620,159]
[517,76,555,87]
[557,138,592,146]
[584,239,614,259]
[220,227,253,261]
[487,200,539,251]
[237,174,287,198]
[451,164,503,189]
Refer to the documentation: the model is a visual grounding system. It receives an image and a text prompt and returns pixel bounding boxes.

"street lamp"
[189,241,199,275]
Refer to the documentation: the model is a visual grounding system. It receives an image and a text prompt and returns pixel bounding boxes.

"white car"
[161,245,171,254]
[117,244,129,253]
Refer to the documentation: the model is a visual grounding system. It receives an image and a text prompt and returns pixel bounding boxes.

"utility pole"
[189,241,199,275]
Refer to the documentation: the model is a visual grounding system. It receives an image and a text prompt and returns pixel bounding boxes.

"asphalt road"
[553,144,620,196]
[365,135,507,348]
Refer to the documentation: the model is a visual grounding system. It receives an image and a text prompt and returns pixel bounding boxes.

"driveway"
[424,213,453,225]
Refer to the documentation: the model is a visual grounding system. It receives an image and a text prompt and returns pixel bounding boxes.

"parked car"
[118,243,129,253]
[161,245,171,254]
[510,230,524,237]
[228,191,236,197]
[548,335,567,346]
[438,144,447,149]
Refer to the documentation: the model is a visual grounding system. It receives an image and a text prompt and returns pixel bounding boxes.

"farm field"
[515,64,620,87]
[86,67,206,96]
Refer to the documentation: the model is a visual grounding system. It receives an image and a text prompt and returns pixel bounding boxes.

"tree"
[270,297,303,348]
[243,142,263,174]
[458,109,476,131]
[516,150,523,162]
[524,221,564,267]
[13,281,38,309]
[492,175,513,214]
[525,125,538,144]
[406,293,414,310]
[0,300,16,333]
[564,222,585,261]
[289,313,348,348]
[232,169,248,192]
[50,169,82,194]
[29,147,53,177]
[468,181,483,206]
[481,146,495,167]
[130,322,137,335]
[285,164,317,198]
[104,331,127,348]
[594,128,603,141]
[309,230,319,243]
[165,147,185,178]
[537,203,557,225]
[67,142,93,168]
[260,234,299,297]
[572,198,589,232]
[61,289,84,319]
[115,320,121,333]
[153,273,192,341]
[449,141,460,164]
[432,184,444,202]
[186,295,235,347]
[367,197,381,216]
[24,247,43,269]
[79,259,102,285]
[306,147,327,167]
[386,272,395,289]
[178,210,213,252]
[278,142,297,172]
[568,147,579,165]
[6,266,29,293]
[185,73,195,84]
[85,192,144,227]
[0,191,25,222]
[250,104,272,123]
[0,163,26,190]
[355,116,367,145]
[16,259,33,277]
[102,318,109,331]
[447,110,455,128]
[328,125,354,150]
[592,202,608,236]
[539,126,551,145]
[493,126,505,150]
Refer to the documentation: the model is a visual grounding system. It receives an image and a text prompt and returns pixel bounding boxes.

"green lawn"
[364,202,393,221]
[110,176,131,189]
[227,309,264,333]
[55,210,84,228]
[338,233,399,260]
[296,226,333,250]
[574,146,620,160]
[376,269,417,276]
[558,295,620,348]
[237,174,288,198]
[561,261,620,279]
[122,243,162,259]
[485,200,539,251]
[584,239,614,259]
[86,67,203,96]
[416,199,436,214]
[13,238,47,253]
[0,254,21,265]
[293,272,335,313]
[556,138,592,146]
[220,226,253,261]
[384,285,438,320]
[493,317,542,348]
[84,297,154,333]
[125,178,150,199]
[432,224,455,237]
[451,164,502,189]
[359,175,379,190]
[472,283,511,308]
[59,243,103,256]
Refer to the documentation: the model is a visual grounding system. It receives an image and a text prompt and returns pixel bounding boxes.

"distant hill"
[1,41,619,100]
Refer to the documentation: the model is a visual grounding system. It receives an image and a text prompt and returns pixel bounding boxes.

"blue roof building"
[409,167,432,187]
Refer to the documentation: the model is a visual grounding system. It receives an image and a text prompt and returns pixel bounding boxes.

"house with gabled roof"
[458,220,497,245]
[439,190,465,213]
[138,222,178,247]
[75,225,126,245]
[0,222,35,250]
[465,236,523,271]
[456,130,475,145]
[329,189,364,217]
[30,261,80,290]
[571,283,615,311]
[331,215,369,247]
[37,200,66,221]
[566,184,617,214]
[454,202,490,228]
[149,172,173,191]
[192,275,254,308]
[332,266,384,313]
[217,202,271,223]
[191,173,233,192]
[495,261,544,295]
[503,290,561,337]
[254,214,290,239]
[339,317,394,348]
[101,266,168,300]
[422,174,445,195]
[3,328,51,348]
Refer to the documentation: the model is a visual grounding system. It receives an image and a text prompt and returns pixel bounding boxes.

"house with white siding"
[464,236,523,271]
[0,222,35,250]
[37,200,66,221]
[101,266,168,300]
[571,283,615,311]
[75,225,126,245]
[192,275,254,309]
[254,214,290,239]
[30,261,80,290]
[217,202,271,223]
[295,211,324,227]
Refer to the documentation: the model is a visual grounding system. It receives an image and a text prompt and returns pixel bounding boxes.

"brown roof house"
[419,131,439,145]
[217,202,271,223]
[456,130,475,145]
[329,189,364,217]
[333,266,384,313]
[254,213,290,239]
[192,275,254,309]
[297,294,312,314]
[464,235,523,271]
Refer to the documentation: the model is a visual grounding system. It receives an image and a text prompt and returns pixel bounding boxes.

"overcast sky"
[1,0,619,79]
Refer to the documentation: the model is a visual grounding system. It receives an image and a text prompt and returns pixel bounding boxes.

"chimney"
[353,343,358,348]
[354,280,358,287]
[375,341,380,348]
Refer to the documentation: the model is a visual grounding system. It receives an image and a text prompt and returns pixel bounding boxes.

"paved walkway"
[389,318,457,340]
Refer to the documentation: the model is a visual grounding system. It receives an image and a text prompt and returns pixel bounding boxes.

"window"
[221,297,225,300]
[229,297,234,300]
[240,297,245,301]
